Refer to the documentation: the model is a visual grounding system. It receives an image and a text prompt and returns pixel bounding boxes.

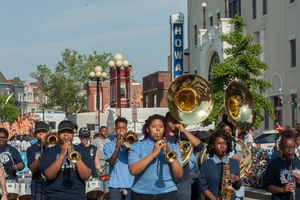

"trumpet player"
[103,117,134,200]
[128,114,183,200]
[199,129,241,200]
[264,130,300,200]
[165,112,203,200]
[26,121,49,200]
[40,120,94,200]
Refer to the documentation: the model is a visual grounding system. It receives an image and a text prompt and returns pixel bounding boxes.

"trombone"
[65,137,81,163]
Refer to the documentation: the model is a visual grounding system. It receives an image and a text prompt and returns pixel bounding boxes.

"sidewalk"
[245,186,271,199]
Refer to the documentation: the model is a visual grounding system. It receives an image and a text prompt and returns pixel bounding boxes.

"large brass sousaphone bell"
[167,74,214,166]
[197,82,255,180]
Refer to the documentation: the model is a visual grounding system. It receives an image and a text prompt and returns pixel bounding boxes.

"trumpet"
[45,133,59,148]
[65,137,81,163]
[123,131,139,148]
[159,135,178,163]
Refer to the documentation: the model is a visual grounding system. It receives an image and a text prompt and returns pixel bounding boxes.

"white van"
[254,130,281,154]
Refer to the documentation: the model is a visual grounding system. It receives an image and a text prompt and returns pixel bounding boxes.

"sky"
[0,0,188,84]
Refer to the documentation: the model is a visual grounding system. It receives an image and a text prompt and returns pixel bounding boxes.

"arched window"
[208,52,220,81]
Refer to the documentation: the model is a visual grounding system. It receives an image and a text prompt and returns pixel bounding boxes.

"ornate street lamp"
[89,66,107,133]
[108,53,129,118]
[202,2,207,29]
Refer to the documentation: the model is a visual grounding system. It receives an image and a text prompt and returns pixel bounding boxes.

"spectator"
[22,134,31,151]
[271,145,281,162]
[295,133,300,157]
[256,143,262,155]
[243,128,254,147]
[295,125,300,134]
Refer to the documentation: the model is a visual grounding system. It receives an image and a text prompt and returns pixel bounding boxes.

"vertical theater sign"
[170,13,184,81]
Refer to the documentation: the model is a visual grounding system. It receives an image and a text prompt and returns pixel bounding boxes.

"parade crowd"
[0,113,300,200]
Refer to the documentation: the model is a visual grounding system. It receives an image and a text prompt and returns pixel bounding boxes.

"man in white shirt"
[243,128,254,148]
[21,134,31,151]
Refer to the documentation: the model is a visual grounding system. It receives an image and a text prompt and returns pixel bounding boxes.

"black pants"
[131,190,178,200]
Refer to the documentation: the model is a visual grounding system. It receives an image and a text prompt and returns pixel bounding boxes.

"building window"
[291,0,295,3]
[153,94,157,108]
[208,52,220,81]
[263,0,267,15]
[274,96,282,128]
[264,110,269,130]
[120,83,126,99]
[291,39,296,68]
[229,0,241,18]
[253,0,256,19]
[217,12,220,20]
[210,16,213,26]
[292,94,298,128]
[194,25,197,46]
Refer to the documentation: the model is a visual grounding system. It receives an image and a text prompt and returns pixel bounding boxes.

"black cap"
[58,120,74,132]
[34,121,49,133]
[79,127,90,137]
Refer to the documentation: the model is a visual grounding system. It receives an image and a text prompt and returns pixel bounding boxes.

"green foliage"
[0,92,19,124]
[202,15,275,128]
[30,49,113,116]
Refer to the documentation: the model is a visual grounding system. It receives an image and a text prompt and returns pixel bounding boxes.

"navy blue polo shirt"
[0,144,24,180]
[26,143,46,194]
[40,144,94,200]
[168,134,204,184]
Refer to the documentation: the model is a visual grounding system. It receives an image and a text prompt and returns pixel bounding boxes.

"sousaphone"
[197,82,256,179]
[166,73,214,166]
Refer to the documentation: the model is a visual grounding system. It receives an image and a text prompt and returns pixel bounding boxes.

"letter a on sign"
[175,63,182,72]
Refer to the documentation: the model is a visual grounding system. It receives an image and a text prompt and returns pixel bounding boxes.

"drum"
[85,178,103,199]
[19,180,32,200]
[103,180,109,200]
[6,179,19,199]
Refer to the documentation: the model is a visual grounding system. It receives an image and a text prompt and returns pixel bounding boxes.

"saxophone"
[289,154,296,200]
[221,154,236,200]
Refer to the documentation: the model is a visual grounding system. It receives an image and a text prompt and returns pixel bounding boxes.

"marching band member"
[78,127,104,177]
[218,121,253,200]
[199,129,241,200]
[0,166,8,200]
[165,112,203,200]
[295,133,300,158]
[104,117,134,200]
[26,121,49,200]
[40,121,94,200]
[263,130,300,200]
[128,114,183,200]
[0,128,24,180]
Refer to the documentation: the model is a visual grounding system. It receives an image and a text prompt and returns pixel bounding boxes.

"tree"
[203,15,275,128]
[30,49,113,116]
[0,92,20,124]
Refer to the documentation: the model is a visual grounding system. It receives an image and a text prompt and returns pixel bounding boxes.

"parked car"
[254,130,281,154]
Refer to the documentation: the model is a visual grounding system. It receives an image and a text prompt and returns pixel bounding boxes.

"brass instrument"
[166,74,214,165]
[65,137,81,163]
[219,82,256,131]
[123,131,139,148]
[197,82,255,179]
[221,154,236,200]
[44,133,59,148]
[161,136,178,163]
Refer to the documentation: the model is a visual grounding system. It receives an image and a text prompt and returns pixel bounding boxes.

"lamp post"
[89,66,108,133]
[225,0,228,18]
[202,2,207,29]
[108,54,129,118]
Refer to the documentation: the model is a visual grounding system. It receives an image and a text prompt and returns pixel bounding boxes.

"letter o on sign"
[175,39,182,47]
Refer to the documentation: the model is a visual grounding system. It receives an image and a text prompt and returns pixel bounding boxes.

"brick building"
[143,71,171,108]
[0,72,27,114]
[85,66,143,113]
